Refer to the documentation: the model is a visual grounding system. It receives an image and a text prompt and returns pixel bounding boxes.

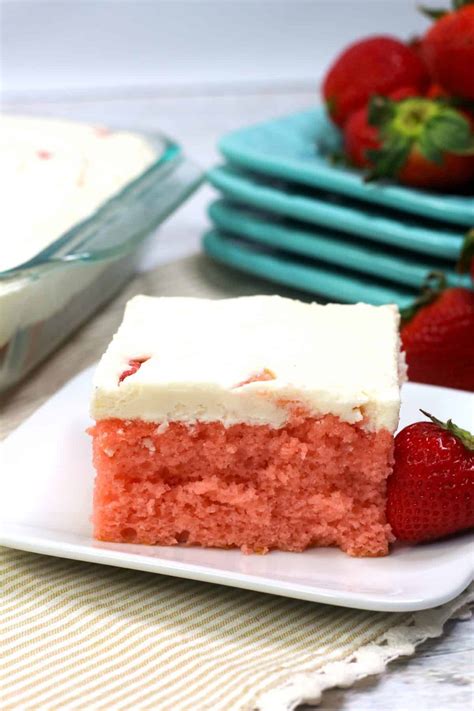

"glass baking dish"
[0,131,202,391]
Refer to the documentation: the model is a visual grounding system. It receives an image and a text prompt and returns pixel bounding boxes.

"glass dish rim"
[0,128,182,280]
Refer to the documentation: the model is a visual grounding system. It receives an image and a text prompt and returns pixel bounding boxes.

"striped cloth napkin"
[1,256,473,710]
[2,547,472,711]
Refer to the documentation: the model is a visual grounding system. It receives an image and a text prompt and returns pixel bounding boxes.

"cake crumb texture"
[90,414,394,557]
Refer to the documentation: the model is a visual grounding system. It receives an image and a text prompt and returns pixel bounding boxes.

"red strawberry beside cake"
[89,295,403,557]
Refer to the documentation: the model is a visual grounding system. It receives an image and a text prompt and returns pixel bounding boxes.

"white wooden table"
[3,88,473,711]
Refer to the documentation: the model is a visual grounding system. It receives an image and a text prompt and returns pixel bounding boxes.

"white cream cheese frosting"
[91,295,402,432]
[0,114,156,272]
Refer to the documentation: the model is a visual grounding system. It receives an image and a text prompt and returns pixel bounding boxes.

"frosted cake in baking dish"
[0,114,156,273]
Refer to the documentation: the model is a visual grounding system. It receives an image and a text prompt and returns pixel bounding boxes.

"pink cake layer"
[90,414,394,557]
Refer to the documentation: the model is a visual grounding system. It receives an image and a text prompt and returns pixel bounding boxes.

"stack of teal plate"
[204,108,473,308]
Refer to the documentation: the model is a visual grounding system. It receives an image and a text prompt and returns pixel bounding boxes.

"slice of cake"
[89,295,402,556]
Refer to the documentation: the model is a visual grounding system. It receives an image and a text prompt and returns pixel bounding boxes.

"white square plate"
[1,366,472,611]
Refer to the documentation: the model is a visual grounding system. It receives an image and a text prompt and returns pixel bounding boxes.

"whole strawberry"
[422,2,474,101]
[387,411,474,543]
[401,276,474,392]
[344,95,474,189]
[322,35,428,127]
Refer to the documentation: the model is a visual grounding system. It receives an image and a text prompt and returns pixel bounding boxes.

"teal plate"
[203,229,416,308]
[209,200,470,291]
[207,165,465,261]
[219,108,474,226]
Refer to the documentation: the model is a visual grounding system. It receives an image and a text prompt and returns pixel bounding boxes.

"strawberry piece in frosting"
[233,368,276,388]
[118,357,150,384]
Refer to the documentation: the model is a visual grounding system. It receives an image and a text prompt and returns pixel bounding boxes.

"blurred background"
[0,0,440,265]
[2,0,433,99]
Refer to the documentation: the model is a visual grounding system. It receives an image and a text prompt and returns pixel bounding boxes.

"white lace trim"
[257,584,474,711]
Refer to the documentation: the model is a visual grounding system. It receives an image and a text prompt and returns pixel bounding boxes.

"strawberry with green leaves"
[400,274,474,392]
[344,94,474,189]
[387,411,474,544]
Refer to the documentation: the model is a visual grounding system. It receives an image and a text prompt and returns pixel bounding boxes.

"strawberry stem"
[420,410,474,451]
[400,271,447,325]
[418,6,448,19]
[457,228,474,274]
